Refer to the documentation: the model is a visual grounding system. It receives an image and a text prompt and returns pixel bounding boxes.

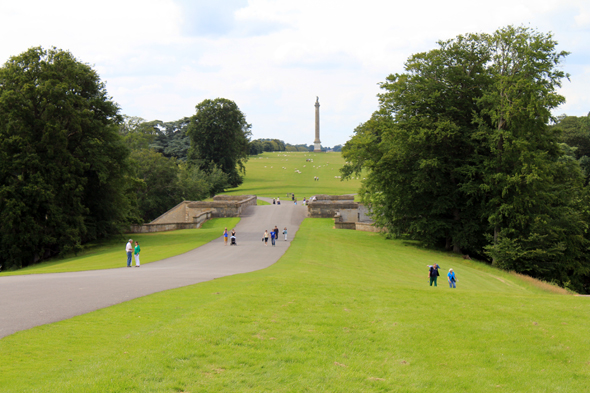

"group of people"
[428,264,457,288]
[313,176,319,181]
[272,197,281,205]
[263,226,287,246]
[223,228,237,246]
[125,239,141,267]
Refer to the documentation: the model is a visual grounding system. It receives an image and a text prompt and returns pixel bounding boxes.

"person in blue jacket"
[448,269,457,288]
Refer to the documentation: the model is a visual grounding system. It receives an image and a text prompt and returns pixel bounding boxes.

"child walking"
[283,227,288,241]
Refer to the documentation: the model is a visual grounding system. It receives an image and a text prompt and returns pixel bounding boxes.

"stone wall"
[187,195,257,218]
[128,195,256,233]
[334,222,356,230]
[129,211,212,233]
[355,222,387,233]
[308,194,358,218]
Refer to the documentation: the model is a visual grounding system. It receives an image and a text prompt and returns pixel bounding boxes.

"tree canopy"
[0,47,135,269]
[342,26,590,292]
[187,98,252,187]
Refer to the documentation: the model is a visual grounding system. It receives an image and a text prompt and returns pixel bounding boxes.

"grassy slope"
[224,151,362,198]
[0,218,240,276]
[1,219,588,392]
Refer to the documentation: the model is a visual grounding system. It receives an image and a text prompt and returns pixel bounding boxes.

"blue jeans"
[449,280,456,288]
[127,251,132,267]
[271,237,276,246]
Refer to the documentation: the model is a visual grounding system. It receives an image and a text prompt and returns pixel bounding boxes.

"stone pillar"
[314,96,321,152]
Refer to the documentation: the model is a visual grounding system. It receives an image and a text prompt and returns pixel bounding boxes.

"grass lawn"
[224,151,362,198]
[1,219,588,392]
[0,218,239,276]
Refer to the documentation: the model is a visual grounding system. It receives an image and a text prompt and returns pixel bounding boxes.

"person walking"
[270,229,276,246]
[223,227,228,246]
[277,197,280,205]
[283,227,288,241]
[428,264,440,286]
[263,230,269,246]
[126,239,133,267]
[134,241,141,267]
[448,269,457,288]
[274,226,279,241]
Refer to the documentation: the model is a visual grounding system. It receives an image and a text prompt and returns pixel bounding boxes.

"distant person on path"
[273,198,276,205]
[448,269,457,288]
[263,230,269,246]
[231,228,236,238]
[277,197,280,205]
[274,226,279,240]
[283,227,288,241]
[292,194,295,201]
[428,264,440,286]
[126,239,133,267]
[134,241,141,267]
[270,229,276,246]
[223,227,228,246]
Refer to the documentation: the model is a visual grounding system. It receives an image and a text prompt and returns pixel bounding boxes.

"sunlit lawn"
[225,151,363,198]
[0,218,239,276]
[1,219,588,392]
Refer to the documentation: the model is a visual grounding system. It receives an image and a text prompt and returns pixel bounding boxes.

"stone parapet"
[335,222,356,230]
[355,222,387,233]
[187,195,256,218]
[308,200,358,218]
[129,211,212,233]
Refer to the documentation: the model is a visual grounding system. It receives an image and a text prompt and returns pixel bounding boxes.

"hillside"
[1,219,588,392]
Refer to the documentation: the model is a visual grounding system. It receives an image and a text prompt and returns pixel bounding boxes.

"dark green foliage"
[187,98,251,188]
[342,26,590,292]
[0,47,135,269]
[151,118,191,160]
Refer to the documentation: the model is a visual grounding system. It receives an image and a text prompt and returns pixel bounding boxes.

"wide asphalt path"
[0,198,307,339]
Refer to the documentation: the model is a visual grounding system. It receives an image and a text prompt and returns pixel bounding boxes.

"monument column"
[314,96,321,152]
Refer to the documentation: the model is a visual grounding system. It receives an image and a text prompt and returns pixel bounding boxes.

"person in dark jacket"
[428,264,441,287]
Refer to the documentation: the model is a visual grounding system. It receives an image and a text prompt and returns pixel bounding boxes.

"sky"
[0,0,589,147]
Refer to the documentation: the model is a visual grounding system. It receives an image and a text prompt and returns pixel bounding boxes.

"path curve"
[0,199,307,339]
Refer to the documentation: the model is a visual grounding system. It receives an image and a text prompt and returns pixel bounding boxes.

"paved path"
[0,199,307,339]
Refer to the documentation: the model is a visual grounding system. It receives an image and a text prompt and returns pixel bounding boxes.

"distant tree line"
[342,26,590,293]
[249,139,340,154]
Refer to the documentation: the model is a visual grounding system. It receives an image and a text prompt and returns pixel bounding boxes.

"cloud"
[0,0,589,146]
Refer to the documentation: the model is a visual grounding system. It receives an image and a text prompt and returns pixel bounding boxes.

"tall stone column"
[314,96,321,152]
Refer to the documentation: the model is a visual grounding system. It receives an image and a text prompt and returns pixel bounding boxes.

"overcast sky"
[1,0,589,146]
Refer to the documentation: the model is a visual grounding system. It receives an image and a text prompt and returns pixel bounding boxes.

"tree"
[342,26,590,291]
[0,47,134,269]
[187,98,251,188]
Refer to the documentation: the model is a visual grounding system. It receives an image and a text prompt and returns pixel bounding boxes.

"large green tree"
[187,98,251,188]
[0,47,135,269]
[342,26,590,291]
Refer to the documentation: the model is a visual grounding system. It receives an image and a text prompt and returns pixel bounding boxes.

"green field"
[0,218,239,276]
[1,219,588,392]
[224,151,362,198]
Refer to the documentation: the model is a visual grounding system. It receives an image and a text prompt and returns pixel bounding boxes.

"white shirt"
[126,242,133,252]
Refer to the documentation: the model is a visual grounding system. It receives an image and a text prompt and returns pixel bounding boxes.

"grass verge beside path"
[225,151,362,198]
[0,218,240,276]
[1,219,589,392]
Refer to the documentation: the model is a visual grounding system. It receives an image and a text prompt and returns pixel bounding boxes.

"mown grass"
[225,151,362,198]
[1,219,588,392]
[0,218,239,276]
